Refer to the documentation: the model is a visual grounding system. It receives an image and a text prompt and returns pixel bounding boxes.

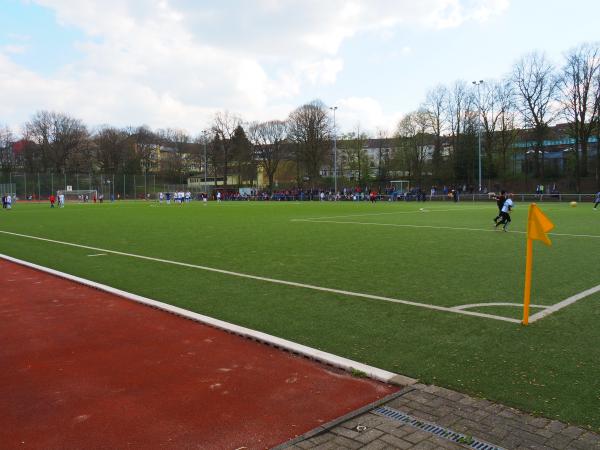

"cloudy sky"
[1,0,599,136]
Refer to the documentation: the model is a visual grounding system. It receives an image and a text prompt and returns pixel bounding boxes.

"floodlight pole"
[330,106,338,193]
[472,80,484,192]
[202,130,208,194]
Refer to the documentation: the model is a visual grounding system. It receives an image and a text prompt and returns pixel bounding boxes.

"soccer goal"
[56,189,98,202]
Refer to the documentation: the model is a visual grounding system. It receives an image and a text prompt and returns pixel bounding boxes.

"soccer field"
[1,199,599,430]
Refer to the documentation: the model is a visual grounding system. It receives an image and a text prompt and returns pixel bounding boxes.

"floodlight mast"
[472,80,484,192]
[202,130,208,194]
[330,106,338,193]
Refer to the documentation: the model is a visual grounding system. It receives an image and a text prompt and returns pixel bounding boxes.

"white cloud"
[0,0,510,133]
[337,97,402,133]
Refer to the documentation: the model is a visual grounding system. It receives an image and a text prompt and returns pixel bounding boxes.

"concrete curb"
[0,254,418,387]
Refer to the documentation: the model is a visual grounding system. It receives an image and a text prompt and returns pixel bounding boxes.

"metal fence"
[0,173,183,200]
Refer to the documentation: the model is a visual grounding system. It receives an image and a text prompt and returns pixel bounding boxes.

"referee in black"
[493,190,506,225]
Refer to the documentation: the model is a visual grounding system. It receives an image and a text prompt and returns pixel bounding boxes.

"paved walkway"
[283,383,600,449]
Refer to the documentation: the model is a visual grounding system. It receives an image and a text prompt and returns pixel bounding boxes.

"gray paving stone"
[562,425,586,439]
[330,425,361,439]
[426,435,465,449]
[403,430,431,444]
[358,439,388,450]
[353,428,385,444]
[546,420,568,432]
[330,435,362,449]
[540,432,574,449]
[307,433,335,445]
[410,440,439,450]
[379,433,414,449]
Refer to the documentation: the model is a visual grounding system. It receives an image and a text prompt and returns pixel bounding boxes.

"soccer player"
[49,194,55,208]
[493,190,506,224]
[216,191,222,203]
[6,194,12,209]
[495,193,513,231]
[594,191,600,210]
[58,193,65,207]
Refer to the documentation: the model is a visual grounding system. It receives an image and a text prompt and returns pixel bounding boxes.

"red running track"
[0,259,398,449]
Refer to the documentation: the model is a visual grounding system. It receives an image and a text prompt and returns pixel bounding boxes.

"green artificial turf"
[1,199,599,430]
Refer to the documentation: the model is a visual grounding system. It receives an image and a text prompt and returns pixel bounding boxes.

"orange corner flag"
[527,203,555,246]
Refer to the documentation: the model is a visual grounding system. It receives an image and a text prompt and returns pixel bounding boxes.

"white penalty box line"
[0,229,521,324]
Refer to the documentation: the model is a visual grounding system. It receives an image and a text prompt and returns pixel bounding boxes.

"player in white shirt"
[495,194,513,231]
[594,191,600,210]
[216,191,222,203]
[159,192,164,203]
[185,191,191,203]
[6,194,12,209]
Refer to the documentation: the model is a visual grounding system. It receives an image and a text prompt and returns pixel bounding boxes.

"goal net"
[56,189,98,202]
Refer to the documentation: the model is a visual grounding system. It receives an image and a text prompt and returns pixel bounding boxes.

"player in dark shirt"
[493,190,506,224]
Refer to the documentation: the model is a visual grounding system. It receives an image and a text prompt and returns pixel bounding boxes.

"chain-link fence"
[0,173,175,200]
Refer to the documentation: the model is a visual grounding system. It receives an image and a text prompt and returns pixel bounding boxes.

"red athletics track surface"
[0,259,399,449]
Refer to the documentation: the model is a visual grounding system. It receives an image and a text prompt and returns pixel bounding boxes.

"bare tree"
[94,126,136,173]
[340,125,369,186]
[446,81,475,183]
[212,112,242,186]
[495,81,519,183]
[423,85,447,182]
[248,120,288,193]
[512,52,559,179]
[288,100,331,184]
[374,128,391,185]
[131,125,158,174]
[396,110,431,186]
[0,125,15,172]
[24,111,88,173]
[558,42,600,187]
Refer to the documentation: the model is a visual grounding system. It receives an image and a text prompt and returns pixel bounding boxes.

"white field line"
[297,206,495,221]
[291,219,600,239]
[528,284,600,323]
[452,302,548,311]
[87,253,107,257]
[0,229,520,324]
[0,253,414,386]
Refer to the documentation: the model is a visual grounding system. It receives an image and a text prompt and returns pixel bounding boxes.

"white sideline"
[528,284,600,323]
[451,302,548,311]
[297,206,494,221]
[0,230,521,323]
[291,219,600,239]
[0,253,415,386]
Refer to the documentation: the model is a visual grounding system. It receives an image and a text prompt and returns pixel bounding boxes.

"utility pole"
[472,80,484,192]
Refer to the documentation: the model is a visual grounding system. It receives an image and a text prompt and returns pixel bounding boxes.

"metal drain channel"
[373,406,505,450]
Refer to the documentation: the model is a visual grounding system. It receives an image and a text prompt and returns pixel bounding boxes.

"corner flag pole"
[522,203,554,326]
[522,236,533,325]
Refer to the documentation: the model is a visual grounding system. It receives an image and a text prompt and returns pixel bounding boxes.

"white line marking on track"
[87,253,107,257]
[0,229,520,324]
[0,253,411,385]
[291,219,600,239]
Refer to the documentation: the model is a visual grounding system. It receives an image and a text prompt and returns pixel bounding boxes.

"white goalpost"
[56,189,98,202]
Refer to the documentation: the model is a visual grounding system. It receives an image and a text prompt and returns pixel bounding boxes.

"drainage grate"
[373,406,505,450]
